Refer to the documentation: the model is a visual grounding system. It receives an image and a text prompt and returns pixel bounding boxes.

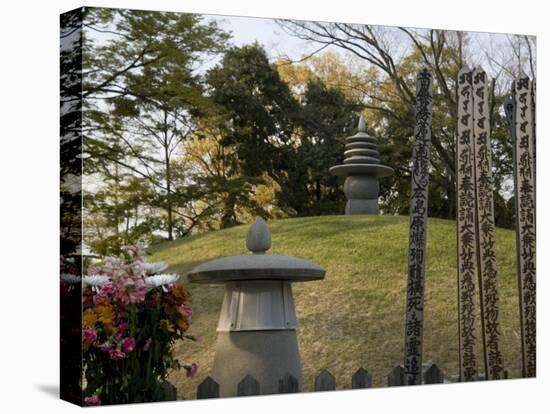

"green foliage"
[84,167,157,256]
[82,8,230,244]
[277,79,360,215]
[206,44,300,181]
[205,47,365,219]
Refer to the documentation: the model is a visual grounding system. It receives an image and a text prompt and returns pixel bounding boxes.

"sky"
[208,13,535,81]
[213,15,312,60]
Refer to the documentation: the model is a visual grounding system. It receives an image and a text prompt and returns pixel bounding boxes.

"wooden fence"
[195,363,445,398]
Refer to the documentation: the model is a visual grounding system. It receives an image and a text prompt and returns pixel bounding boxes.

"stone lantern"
[187,218,325,396]
[329,115,394,214]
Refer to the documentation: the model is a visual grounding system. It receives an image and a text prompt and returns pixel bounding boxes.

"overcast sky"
[215,13,534,71]
[87,10,536,83]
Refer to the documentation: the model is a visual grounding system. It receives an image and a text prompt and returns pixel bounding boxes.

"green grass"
[148,215,521,399]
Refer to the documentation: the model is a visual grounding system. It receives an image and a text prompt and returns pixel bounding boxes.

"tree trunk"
[316,178,321,202]
[164,110,173,241]
[221,195,237,229]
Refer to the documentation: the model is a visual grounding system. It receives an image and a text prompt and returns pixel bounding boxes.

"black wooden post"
[404,69,433,385]
[424,364,445,384]
[278,374,299,393]
[237,375,260,396]
[456,66,479,382]
[197,376,219,399]
[351,368,372,389]
[472,67,504,380]
[512,74,536,378]
[314,370,336,391]
[388,365,405,386]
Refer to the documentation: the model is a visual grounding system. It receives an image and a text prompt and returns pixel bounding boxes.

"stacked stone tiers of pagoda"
[329,115,394,215]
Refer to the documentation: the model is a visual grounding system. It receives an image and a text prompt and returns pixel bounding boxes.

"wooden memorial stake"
[456,67,479,382]
[471,67,504,380]
[404,69,433,385]
[512,74,536,378]
[531,81,536,195]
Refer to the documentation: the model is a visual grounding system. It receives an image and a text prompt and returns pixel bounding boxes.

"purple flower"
[112,276,148,305]
[185,363,198,378]
[83,328,97,344]
[122,337,136,353]
[84,395,101,406]
[117,322,128,336]
[109,349,126,360]
[98,282,114,296]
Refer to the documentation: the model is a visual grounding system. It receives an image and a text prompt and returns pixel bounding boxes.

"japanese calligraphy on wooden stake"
[456,67,479,382]
[471,67,504,380]
[531,81,536,197]
[512,74,536,377]
[404,69,432,385]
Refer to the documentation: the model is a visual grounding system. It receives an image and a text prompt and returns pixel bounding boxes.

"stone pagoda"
[329,115,394,214]
[187,217,325,396]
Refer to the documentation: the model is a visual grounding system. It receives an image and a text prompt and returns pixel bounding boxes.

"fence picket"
[424,364,445,384]
[197,376,219,399]
[278,374,299,393]
[160,381,177,400]
[351,368,372,389]
[314,370,336,391]
[237,375,260,396]
[388,365,405,386]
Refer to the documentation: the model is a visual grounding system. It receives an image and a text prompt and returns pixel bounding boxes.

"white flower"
[144,261,169,275]
[83,275,110,287]
[146,274,179,288]
[61,273,81,284]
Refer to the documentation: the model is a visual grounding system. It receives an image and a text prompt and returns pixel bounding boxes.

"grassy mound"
[148,215,521,398]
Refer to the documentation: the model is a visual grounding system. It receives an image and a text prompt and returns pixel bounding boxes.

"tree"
[276,79,360,215]
[181,121,275,229]
[61,9,86,258]
[82,8,229,101]
[83,165,159,256]
[206,45,364,218]
[206,44,300,185]
[82,8,229,241]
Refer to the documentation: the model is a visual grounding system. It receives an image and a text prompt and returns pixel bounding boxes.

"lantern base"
[345,199,379,215]
[212,330,303,396]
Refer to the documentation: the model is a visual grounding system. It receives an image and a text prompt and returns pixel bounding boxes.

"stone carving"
[404,69,432,385]
[456,67,479,382]
[329,115,394,214]
[512,74,536,378]
[187,217,325,396]
[472,67,504,380]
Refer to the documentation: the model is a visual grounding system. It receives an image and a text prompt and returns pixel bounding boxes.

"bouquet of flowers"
[81,245,198,405]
